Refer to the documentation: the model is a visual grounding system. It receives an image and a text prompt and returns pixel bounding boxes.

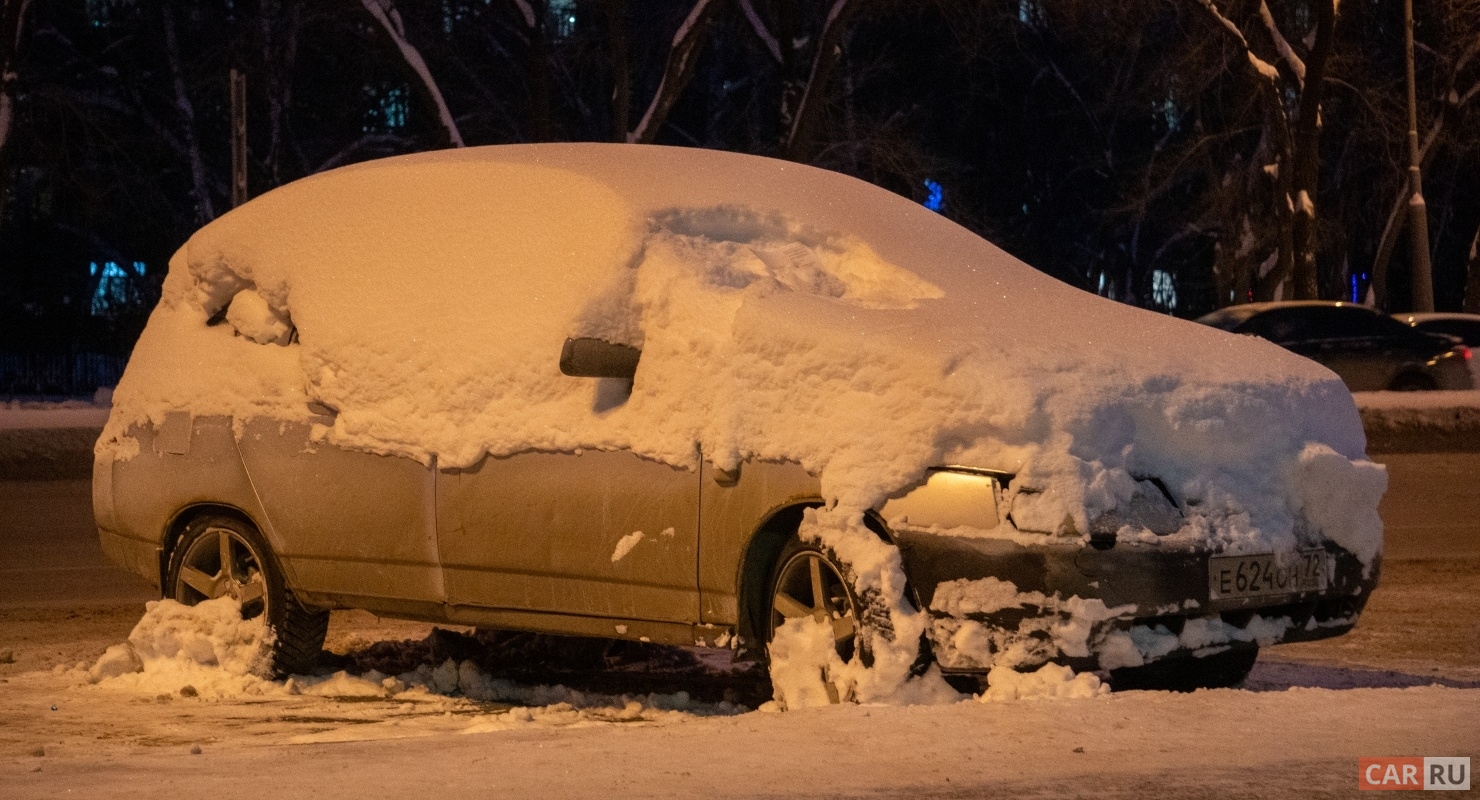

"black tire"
[166,514,328,677]
[1108,646,1259,692]
[1388,373,1437,391]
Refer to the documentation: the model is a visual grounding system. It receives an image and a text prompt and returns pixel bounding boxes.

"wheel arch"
[159,503,271,591]
[732,501,897,661]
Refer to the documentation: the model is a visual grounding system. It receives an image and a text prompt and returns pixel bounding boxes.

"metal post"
[1405,0,1435,312]
[230,68,248,208]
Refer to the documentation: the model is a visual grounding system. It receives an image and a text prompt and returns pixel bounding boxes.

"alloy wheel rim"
[175,526,269,620]
[769,550,858,664]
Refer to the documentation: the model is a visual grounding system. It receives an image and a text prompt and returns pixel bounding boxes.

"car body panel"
[235,417,443,606]
[107,415,273,588]
[697,459,821,627]
[438,449,701,624]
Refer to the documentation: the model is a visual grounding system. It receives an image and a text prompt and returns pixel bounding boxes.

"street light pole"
[1405,0,1435,312]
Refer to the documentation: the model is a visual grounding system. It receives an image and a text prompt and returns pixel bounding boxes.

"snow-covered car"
[1197,301,1473,392]
[94,145,1385,701]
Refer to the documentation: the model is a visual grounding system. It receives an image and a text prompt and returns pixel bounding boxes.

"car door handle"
[307,401,339,424]
[712,464,740,487]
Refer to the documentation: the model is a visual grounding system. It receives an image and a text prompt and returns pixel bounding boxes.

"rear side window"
[1240,307,1405,344]
[1414,319,1480,346]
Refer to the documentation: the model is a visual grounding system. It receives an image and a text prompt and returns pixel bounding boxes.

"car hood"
[102,144,1384,565]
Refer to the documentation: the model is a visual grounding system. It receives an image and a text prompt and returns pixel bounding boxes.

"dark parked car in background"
[1197,301,1472,392]
[1397,312,1480,347]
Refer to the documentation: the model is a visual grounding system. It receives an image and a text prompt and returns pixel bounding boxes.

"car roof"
[1195,300,1373,329]
[1395,312,1480,325]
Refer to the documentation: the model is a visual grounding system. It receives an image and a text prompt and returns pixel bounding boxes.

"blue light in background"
[923,179,944,212]
[89,261,146,316]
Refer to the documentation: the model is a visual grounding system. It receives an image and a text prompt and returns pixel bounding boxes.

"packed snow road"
[1,457,1477,798]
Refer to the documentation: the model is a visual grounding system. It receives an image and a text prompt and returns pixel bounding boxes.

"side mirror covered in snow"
[560,337,641,380]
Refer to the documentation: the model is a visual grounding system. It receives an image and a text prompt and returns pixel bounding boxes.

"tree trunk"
[1286,0,1335,300]
[0,0,33,222]
[359,0,465,148]
[783,0,862,162]
[261,0,301,186]
[161,4,215,226]
[604,0,629,142]
[524,0,552,141]
[627,0,724,144]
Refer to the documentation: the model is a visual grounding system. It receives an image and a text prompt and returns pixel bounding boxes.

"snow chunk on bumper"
[1290,442,1386,567]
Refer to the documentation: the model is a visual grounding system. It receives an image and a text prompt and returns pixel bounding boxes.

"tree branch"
[1257,0,1305,87]
[739,0,781,62]
[627,0,724,144]
[359,0,465,147]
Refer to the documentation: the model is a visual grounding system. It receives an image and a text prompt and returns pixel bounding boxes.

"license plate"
[1208,550,1328,601]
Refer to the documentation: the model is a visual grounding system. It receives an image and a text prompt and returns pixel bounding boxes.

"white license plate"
[1208,550,1328,601]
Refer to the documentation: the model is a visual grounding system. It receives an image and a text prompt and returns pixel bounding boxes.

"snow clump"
[87,598,275,698]
[978,663,1108,702]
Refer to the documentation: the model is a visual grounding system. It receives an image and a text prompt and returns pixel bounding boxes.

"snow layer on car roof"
[100,144,1383,565]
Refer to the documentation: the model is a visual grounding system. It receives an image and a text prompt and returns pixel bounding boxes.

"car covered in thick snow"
[94,145,1386,701]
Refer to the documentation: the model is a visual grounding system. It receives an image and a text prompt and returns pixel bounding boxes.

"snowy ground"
[1,465,1477,798]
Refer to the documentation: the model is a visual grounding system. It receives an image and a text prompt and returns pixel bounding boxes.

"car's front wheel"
[765,539,867,703]
[167,514,328,677]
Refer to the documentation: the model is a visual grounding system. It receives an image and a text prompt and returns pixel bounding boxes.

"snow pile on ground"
[85,597,275,697]
[99,144,1386,704]
[978,663,1107,702]
[84,600,745,725]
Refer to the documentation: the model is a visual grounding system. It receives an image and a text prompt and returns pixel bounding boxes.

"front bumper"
[895,530,1378,673]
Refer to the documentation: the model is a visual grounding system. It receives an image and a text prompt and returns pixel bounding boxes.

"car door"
[437,448,701,624]
[235,415,443,611]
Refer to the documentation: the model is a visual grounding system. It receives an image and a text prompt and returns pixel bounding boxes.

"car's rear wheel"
[765,539,866,703]
[1108,646,1259,692]
[167,514,328,677]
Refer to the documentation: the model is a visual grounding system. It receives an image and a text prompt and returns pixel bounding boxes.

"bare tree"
[1192,0,1339,302]
[359,0,466,147]
[627,0,726,144]
[0,0,32,220]
[783,0,864,161]
[161,3,216,225]
[259,0,304,187]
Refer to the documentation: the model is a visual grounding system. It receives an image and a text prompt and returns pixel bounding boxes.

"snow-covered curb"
[1355,390,1480,453]
[0,395,110,479]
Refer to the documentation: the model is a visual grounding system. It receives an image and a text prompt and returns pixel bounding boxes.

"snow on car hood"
[101,144,1384,564]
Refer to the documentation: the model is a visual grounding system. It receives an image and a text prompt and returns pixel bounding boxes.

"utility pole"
[230,68,248,208]
[1405,0,1435,311]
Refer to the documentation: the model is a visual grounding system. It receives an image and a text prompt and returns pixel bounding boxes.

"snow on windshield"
[98,144,1386,703]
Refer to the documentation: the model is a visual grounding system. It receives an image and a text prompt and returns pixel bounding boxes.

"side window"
[1418,320,1480,345]
[1322,308,1405,338]
[1241,310,1315,344]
